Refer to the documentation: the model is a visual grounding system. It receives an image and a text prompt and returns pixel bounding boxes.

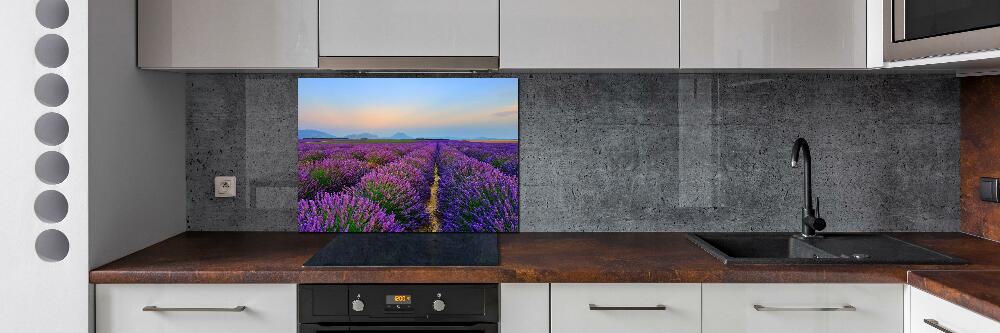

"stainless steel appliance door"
[885,0,1000,61]
[895,0,1000,41]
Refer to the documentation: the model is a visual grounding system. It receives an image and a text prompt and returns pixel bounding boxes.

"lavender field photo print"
[297,78,519,232]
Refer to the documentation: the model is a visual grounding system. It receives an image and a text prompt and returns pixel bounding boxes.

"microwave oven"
[884,0,1000,62]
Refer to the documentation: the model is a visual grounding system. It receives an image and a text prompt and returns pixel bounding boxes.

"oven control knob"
[432,299,446,312]
[351,299,365,312]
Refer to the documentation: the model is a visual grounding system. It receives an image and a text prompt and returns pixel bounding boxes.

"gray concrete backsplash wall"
[186,73,960,232]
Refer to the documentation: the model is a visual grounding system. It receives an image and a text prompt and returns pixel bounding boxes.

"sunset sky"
[298,78,518,139]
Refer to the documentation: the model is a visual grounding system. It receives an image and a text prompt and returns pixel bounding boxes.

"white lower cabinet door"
[550,283,701,333]
[96,284,297,333]
[500,283,549,333]
[702,283,904,333]
[910,287,1000,333]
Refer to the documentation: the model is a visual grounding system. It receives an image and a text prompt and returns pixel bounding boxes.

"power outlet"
[215,176,236,198]
[980,177,999,202]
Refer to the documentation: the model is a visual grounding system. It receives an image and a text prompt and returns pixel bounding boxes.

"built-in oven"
[298,284,498,333]
[885,0,1000,61]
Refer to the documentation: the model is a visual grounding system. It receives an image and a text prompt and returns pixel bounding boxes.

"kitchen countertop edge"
[907,270,1000,323]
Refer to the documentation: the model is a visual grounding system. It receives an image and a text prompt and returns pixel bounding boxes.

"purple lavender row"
[449,141,519,177]
[298,158,370,200]
[436,144,519,232]
[297,142,432,199]
[348,144,438,231]
[299,142,422,167]
[298,192,402,232]
[297,141,438,232]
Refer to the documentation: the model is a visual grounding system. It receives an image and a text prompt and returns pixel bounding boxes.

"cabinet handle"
[142,306,247,312]
[753,304,856,312]
[923,319,955,333]
[588,304,667,311]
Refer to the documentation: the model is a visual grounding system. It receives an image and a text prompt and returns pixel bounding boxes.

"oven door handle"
[347,323,497,331]
[298,323,498,332]
[299,326,349,333]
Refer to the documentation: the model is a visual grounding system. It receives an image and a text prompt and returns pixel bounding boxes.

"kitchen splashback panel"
[186,73,959,232]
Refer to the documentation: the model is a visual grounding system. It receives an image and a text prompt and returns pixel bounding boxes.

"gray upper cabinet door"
[138,0,318,69]
[319,0,500,56]
[680,0,867,69]
[501,0,680,69]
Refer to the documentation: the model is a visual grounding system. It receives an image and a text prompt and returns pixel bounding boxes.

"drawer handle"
[923,319,955,333]
[142,306,247,312]
[589,304,667,311]
[753,304,856,312]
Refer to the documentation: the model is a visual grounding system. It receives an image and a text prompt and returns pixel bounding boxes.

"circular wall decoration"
[34,190,68,223]
[35,229,70,262]
[35,112,69,146]
[35,151,69,184]
[36,0,69,29]
[34,73,69,107]
[35,34,69,68]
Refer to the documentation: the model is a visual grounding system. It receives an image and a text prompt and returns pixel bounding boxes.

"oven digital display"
[386,295,412,305]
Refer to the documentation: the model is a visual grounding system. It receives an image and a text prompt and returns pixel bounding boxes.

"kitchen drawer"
[550,283,701,333]
[910,287,1000,333]
[96,284,297,333]
[703,283,903,333]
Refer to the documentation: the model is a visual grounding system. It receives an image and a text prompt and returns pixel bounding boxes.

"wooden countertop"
[89,232,1000,321]
[908,270,1000,323]
[91,232,1000,284]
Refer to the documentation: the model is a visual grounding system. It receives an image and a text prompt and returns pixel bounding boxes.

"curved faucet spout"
[791,138,813,207]
[791,138,824,237]
[791,138,810,168]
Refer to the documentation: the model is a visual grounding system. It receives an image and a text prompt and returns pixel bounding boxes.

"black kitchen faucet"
[791,138,826,238]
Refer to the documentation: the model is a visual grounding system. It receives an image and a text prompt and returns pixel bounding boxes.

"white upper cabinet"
[500,0,680,69]
[132,0,881,70]
[319,0,499,57]
[137,0,319,69]
[680,0,870,69]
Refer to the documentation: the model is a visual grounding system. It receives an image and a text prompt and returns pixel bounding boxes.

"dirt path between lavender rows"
[418,165,442,232]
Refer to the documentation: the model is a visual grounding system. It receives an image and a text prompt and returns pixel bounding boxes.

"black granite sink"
[687,233,966,265]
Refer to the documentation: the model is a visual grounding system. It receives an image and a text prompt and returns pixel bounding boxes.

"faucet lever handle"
[815,196,820,218]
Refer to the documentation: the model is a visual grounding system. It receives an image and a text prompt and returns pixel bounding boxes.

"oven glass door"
[898,0,1000,41]
[301,324,498,333]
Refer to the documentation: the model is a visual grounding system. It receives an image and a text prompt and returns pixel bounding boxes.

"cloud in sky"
[298,78,518,139]
[492,108,517,118]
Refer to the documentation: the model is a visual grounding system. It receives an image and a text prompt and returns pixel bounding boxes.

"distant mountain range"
[432,136,512,141]
[298,129,338,139]
[344,132,381,139]
[298,129,510,141]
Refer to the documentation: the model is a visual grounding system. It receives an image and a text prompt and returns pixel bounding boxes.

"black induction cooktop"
[303,233,500,267]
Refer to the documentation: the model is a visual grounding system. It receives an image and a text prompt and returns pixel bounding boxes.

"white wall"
[0,0,184,331]
[88,0,186,269]
[0,0,90,331]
